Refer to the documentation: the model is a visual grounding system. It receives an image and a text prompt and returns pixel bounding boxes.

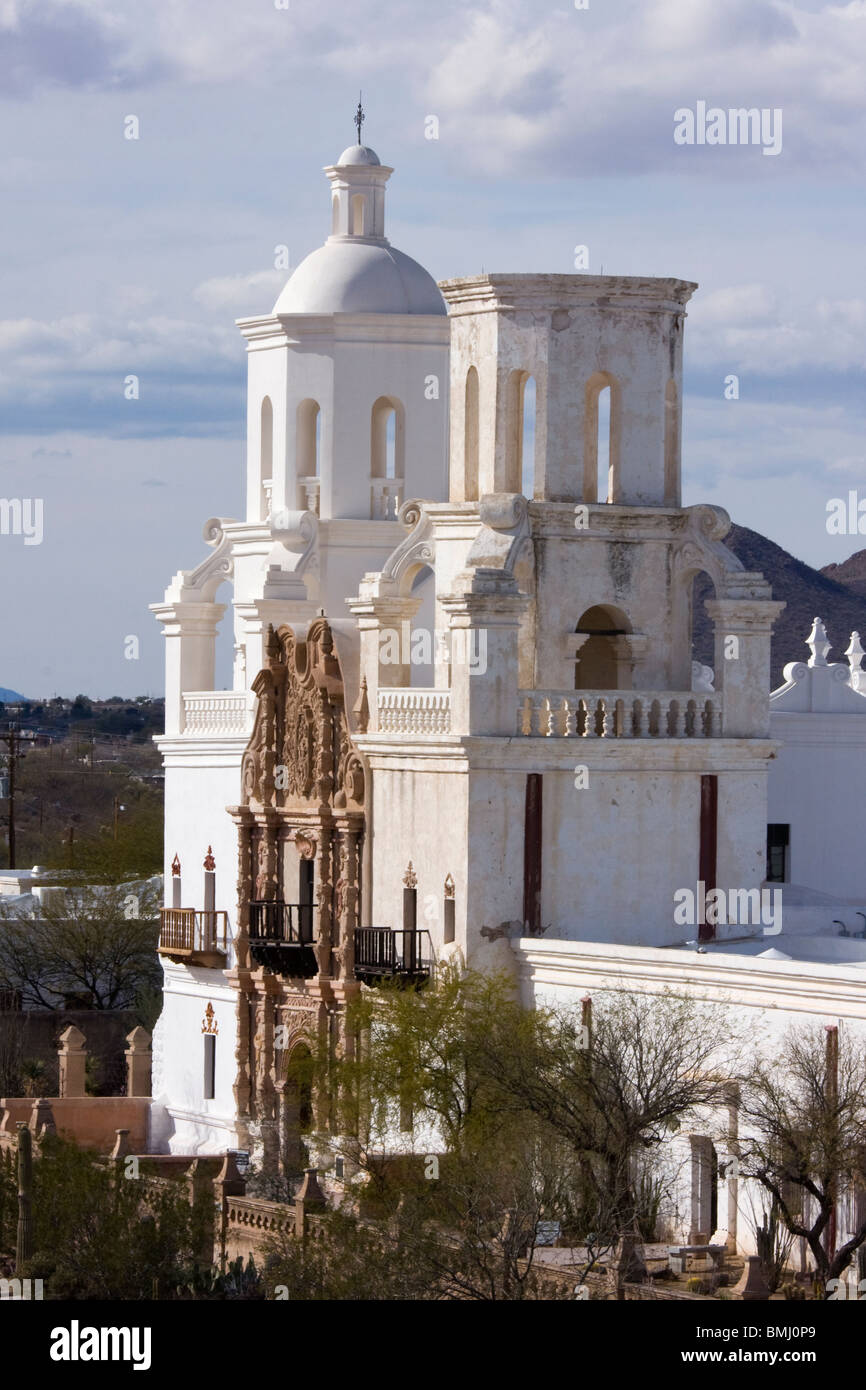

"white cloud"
[6,1,865,178]
[688,285,866,372]
[193,269,285,314]
[0,311,240,377]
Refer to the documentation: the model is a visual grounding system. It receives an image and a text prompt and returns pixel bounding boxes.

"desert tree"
[0,878,161,1017]
[737,1022,866,1295]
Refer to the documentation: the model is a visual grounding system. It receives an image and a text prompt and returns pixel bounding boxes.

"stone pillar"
[441,573,527,736]
[214,1150,246,1272]
[403,862,418,972]
[150,599,226,736]
[186,1158,217,1269]
[171,853,182,909]
[29,1098,55,1138]
[125,1027,152,1098]
[443,873,455,945]
[203,845,217,951]
[314,832,334,980]
[57,1024,87,1099]
[347,595,422,725]
[294,1167,326,1239]
[706,592,784,737]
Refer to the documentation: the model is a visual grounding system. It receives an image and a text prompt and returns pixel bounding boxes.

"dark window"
[767,824,789,883]
[203,1034,216,1100]
[699,774,718,942]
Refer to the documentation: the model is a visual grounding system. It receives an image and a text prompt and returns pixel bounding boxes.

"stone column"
[347,595,422,726]
[29,1098,56,1138]
[57,1024,87,1098]
[294,1167,326,1239]
[214,1151,246,1273]
[706,592,784,737]
[186,1158,217,1269]
[150,599,226,736]
[125,1027,152,1098]
[441,572,528,736]
[314,832,334,979]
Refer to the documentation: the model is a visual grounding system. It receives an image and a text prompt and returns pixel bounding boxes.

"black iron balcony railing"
[353,927,433,987]
[248,901,318,978]
[158,908,228,967]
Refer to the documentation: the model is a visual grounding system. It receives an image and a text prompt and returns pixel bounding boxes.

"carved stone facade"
[227,618,365,1173]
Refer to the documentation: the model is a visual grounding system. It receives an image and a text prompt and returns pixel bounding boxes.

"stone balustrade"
[370,478,403,520]
[182,691,252,737]
[516,690,723,739]
[378,688,452,734]
[296,475,320,517]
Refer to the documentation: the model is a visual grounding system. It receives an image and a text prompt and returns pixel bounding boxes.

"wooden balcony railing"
[158,908,228,967]
[248,901,318,979]
[353,927,433,987]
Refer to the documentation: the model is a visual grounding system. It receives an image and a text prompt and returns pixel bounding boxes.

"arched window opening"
[351,194,366,236]
[213,576,235,692]
[331,193,340,236]
[464,366,479,501]
[385,410,396,479]
[370,396,404,518]
[574,604,632,691]
[664,379,679,505]
[505,369,534,495]
[597,385,610,494]
[296,399,321,515]
[521,375,536,499]
[260,396,273,521]
[410,564,436,688]
[583,373,620,504]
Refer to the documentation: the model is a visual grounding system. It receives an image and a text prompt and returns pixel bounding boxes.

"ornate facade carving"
[229,617,366,1174]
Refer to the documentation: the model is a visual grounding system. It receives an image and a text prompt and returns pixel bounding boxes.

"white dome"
[273,240,446,316]
[337,144,381,166]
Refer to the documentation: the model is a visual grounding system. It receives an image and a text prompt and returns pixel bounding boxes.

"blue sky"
[0,0,863,696]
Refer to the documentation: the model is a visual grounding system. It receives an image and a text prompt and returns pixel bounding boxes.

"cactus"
[16,1123,33,1269]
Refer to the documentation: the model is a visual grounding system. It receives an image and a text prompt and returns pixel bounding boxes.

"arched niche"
[279,1040,313,1176]
[574,603,633,690]
[370,396,405,519]
[296,399,321,513]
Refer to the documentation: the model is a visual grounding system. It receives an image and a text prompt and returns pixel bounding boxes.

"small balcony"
[353,927,432,988]
[158,908,228,968]
[248,901,318,979]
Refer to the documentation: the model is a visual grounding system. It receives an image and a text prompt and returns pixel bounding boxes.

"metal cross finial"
[355,92,365,144]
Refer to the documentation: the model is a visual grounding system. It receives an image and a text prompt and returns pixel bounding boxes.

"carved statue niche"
[334,751,365,811]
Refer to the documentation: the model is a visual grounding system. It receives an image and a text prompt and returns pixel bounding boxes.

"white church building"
[149,125,866,1262]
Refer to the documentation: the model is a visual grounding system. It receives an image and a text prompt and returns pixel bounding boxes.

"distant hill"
[820,550,866,600]
[0,688,29,702]
[692,525,866,690]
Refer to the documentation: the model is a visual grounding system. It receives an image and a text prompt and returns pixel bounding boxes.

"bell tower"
[440,273,695,507]
[236,118,450,596]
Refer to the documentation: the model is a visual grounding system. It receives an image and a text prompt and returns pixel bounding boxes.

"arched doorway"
[280,1041,313,1177]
